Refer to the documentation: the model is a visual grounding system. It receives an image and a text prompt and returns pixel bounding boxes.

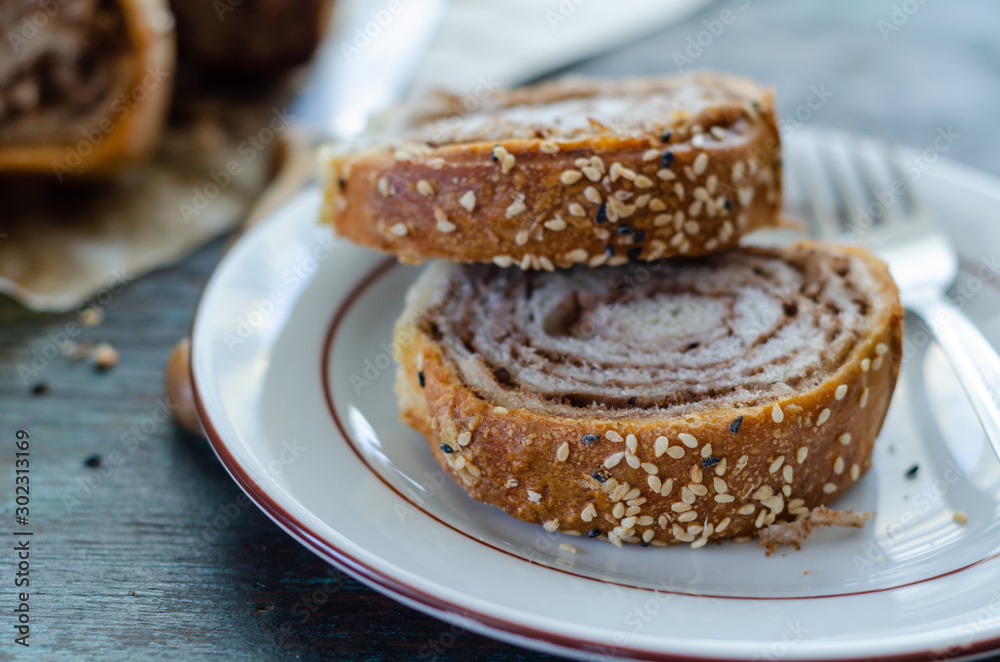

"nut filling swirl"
[420,248,884,418]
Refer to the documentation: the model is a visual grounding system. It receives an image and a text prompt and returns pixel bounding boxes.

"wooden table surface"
[2,1,1000,659]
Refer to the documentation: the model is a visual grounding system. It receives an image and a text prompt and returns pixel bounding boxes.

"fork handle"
[909,295,1000,460]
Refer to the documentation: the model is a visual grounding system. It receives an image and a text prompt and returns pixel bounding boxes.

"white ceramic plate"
[191,128,1000,661]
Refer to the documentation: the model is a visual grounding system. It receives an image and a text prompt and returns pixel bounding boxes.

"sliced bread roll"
[394,242,903,547]
[322,72,782,269]
[0,0,175,177]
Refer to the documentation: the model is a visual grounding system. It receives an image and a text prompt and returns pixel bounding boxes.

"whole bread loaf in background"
[394,242,904,548]
[322,72,783,269]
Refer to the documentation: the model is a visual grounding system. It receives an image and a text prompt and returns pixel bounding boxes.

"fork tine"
[794,133,842,241]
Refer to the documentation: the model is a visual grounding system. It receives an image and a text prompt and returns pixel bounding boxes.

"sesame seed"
[688,200,703,217]
[769,456,785,474]
[606,430,623,443]
[839,433,852,445]
[660,478,674,496]
[544,217,567,231]
[492,255,514,268]
[674,182,685,199]
[635,175,654,189]
[678,511,698,523]
[822,483,837,494]
[834,457,845,475]
[493,406,508,414]
[715,494,735,503]
[416,180,434,197]
[389,223,408,237]
[690,484,708,497]
[691,134,706,148]
[501,154,515,174]
[540,141,560,154]
[710,126,727,140]
[506,198,527,218]
[434,207,456,232]
[556,442,570,462]
[613,502,625,518]
[876,343,889,355]
[772,404,784,423]
[453,456,466,469]
[459,191,476,211]
[835,385,848,401]
[377,177,390,196]
[667,447,685,459]
[565,248,588,263]
[873,357,883,370]
[681,487,696,504]
[428,158,445,169]
[505,478,518,488]
[581,503,597,522]
[623,488,641,501]
[713,477,727,493]
[543,520,559,532]
[797,447,808,463]
[515,230,530,246]
[860,388,870,408]
[569,203,586,217]
[642,148,660,161]
[754,510,768,528]
[642,529,655,543]
[738,504,755,516]
[654,436,669,457]
[861,358,871,372]
[648,476,662,492]
[735,455,749,473]
[754,485,773,500]
[584,186,602,204]
[954,511,968,524]
[693,153,709,175]
[622,434,637,453]
[619,166,637,181]
[491,144,507,162]
[762,495,784,513]
[457,431,471,446]
[560,170,583,185]
[559,543,578,554]
[679,433,698,448]
[817,408,831,426]
[654,214,671,227]
[608,531,623,548]
[582,166,602,182]
[851,464,860,480]
[620,516,638,529]
[690,537,708,549]
[625,453,640,469]
[782,465,794,483]
[656,169,676,181]
[782,485,791,496]
[604,452,624,468]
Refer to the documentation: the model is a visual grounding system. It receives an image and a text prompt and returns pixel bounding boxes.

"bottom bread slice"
[393,242,904,547]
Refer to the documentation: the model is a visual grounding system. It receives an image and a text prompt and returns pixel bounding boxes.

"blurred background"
[0,0,998,658]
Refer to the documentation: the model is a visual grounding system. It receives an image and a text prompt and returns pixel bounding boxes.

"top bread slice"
[320,72,782,269]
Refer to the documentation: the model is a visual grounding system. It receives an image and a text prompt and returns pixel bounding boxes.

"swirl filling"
[419,247,887,419]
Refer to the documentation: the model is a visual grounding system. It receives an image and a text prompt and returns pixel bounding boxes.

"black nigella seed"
[633,229,646,243]
[723,198,733,211]
[702,456,721,468]
[440,444,454,454]
[31,382,49,396]
[338,177,346,189]
[661,151,675,168]
[617,225,632,236]
[595,203,608,224]
[604,243,615,257]
[494,367,511,384]
[905,465,919,479]
[491,145,500,162]
[661,131,672,143]
[729,416,743,434]
[639,541,649,547]
[588,529,601,538]
[592,471,608,484]
[84,454,102,468]
[627,247,642,261]
[418,371,425,388]
[582,434,600,444]
[627,396,637,405]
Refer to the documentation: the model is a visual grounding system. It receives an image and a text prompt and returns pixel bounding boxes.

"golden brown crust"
[322,73,782,269]
[0,0,175,176]
[393,243,904,548]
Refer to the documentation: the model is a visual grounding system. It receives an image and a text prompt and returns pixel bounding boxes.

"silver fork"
[791,129,1000,460]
